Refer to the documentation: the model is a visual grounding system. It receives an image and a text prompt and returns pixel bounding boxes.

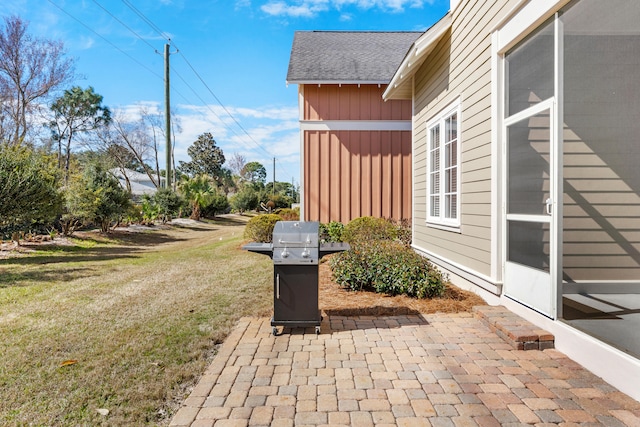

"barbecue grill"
[243,221,349,335]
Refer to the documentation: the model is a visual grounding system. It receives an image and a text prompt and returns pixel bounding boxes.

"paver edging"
[473,305,554,350]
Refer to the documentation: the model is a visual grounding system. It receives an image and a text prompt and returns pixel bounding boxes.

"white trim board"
[300,120,412,132]
[413,244,502,297]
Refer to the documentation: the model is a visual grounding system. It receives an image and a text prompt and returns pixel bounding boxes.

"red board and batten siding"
[301,84,412,223]
[303,84,412,121]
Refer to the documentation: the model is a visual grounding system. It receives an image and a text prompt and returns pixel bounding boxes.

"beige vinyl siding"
[412,0,515,278]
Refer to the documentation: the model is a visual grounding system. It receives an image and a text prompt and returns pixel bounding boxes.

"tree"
[0,16,74,145]
[96,110,160,189]
[178,174,217,221]
[227,152,246,176]
[48,86,111,182]
[64,162,131,233]
[178,132,225,179]
[241,161,266,186]
[217,167,236,196]
[230,187,259,214]
[0,144,62,234]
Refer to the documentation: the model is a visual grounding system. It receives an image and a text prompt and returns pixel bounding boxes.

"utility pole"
[164,43,172,190]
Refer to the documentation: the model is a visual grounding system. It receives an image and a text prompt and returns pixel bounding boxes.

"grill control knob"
[281,249,289,258]
[302,249,310,258]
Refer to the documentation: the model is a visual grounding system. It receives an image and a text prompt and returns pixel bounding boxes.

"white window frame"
[426,98,461,229]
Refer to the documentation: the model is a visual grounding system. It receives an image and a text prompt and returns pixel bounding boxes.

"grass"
[0,216,272,426]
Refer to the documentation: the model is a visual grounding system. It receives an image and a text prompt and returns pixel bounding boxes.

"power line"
[121,0,171,42]
[46,0,163,81]
[114,0,278,160]
[52,0,296,181]
[173,48,275,160]
[92,0,157,51]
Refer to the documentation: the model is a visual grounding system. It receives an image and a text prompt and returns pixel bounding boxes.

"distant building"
[110,168,162,198]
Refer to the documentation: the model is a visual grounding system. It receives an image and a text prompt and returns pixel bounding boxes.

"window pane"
[505,18,555,116]
[431,125,440,149]
[507,111,551,215]
[431,195,440,216]
[430,171,440,194]
[445,113,457,142]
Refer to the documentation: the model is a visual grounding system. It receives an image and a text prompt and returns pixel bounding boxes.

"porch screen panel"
[509,221,550,272]
[561,0,640,281]
[505,18,554,117]
[507,112,551,216]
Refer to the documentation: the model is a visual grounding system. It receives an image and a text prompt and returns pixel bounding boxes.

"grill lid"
[272,221,319,248]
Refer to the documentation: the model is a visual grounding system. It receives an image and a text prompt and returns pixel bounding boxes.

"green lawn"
[0,216,272,425]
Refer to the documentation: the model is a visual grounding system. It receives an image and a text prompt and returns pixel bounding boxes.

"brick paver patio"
[170,312,640,426]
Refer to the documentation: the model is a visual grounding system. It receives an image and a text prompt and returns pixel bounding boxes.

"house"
[110,168,161,198]
[383,0,640,400]
[286,31,419,223]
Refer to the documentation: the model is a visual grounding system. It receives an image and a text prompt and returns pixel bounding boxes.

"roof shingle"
[286,31,422,84]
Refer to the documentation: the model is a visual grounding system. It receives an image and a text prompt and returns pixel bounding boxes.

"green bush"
[393,218,412,247]
[244,214,282,243]
[230,187,259,213]
[319,221,345,243]
[341,216,397,244]
[142,188,184,223]
[274,207,299,221]
[330,240,445,299]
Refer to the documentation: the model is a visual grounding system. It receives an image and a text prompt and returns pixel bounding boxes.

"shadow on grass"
[0,266,99,288]
[0,230,187,288]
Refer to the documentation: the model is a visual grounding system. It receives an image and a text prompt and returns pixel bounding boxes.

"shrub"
[341,216,397,244]
[274,207,299,221]
[330,240,445,299]
[319,221,345,243]
[244,214,282,243]
[142,188,184,223]
[230,187,259,213]
[393,218,412,247]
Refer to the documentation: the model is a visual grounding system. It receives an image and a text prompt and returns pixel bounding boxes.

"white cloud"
[261,1,328,18]
[126,102,302,180]
[260,0,426,17]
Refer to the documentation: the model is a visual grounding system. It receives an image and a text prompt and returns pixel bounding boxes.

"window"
[427,100,460,227]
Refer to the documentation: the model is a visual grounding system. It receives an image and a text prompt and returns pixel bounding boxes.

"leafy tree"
[178,132,225,179]
[201,192,229,218]
[217,167,236,196]
[264,181,299,203]
[65,162,131,233]
[241,161,266,186]
[0,144,61,235]
[48,86,111,182]
[230,187,259,213]
[0,16,74,145]
[178,174,216,221]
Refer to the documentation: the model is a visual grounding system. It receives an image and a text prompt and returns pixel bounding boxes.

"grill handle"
[278,239,311,245]
[276,273,280,299]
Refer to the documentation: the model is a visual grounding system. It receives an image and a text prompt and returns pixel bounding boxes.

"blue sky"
[5,0,449,183]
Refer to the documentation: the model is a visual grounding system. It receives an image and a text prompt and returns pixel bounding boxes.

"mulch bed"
[318,258,486,317]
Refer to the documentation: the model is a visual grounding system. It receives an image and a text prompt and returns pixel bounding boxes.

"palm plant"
[178,174,215,220]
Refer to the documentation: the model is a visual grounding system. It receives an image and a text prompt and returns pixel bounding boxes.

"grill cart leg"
[315,326,320,335]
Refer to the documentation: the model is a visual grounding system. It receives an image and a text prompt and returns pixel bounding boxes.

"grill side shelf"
[319,242,351,257]
[242,242,274,258]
